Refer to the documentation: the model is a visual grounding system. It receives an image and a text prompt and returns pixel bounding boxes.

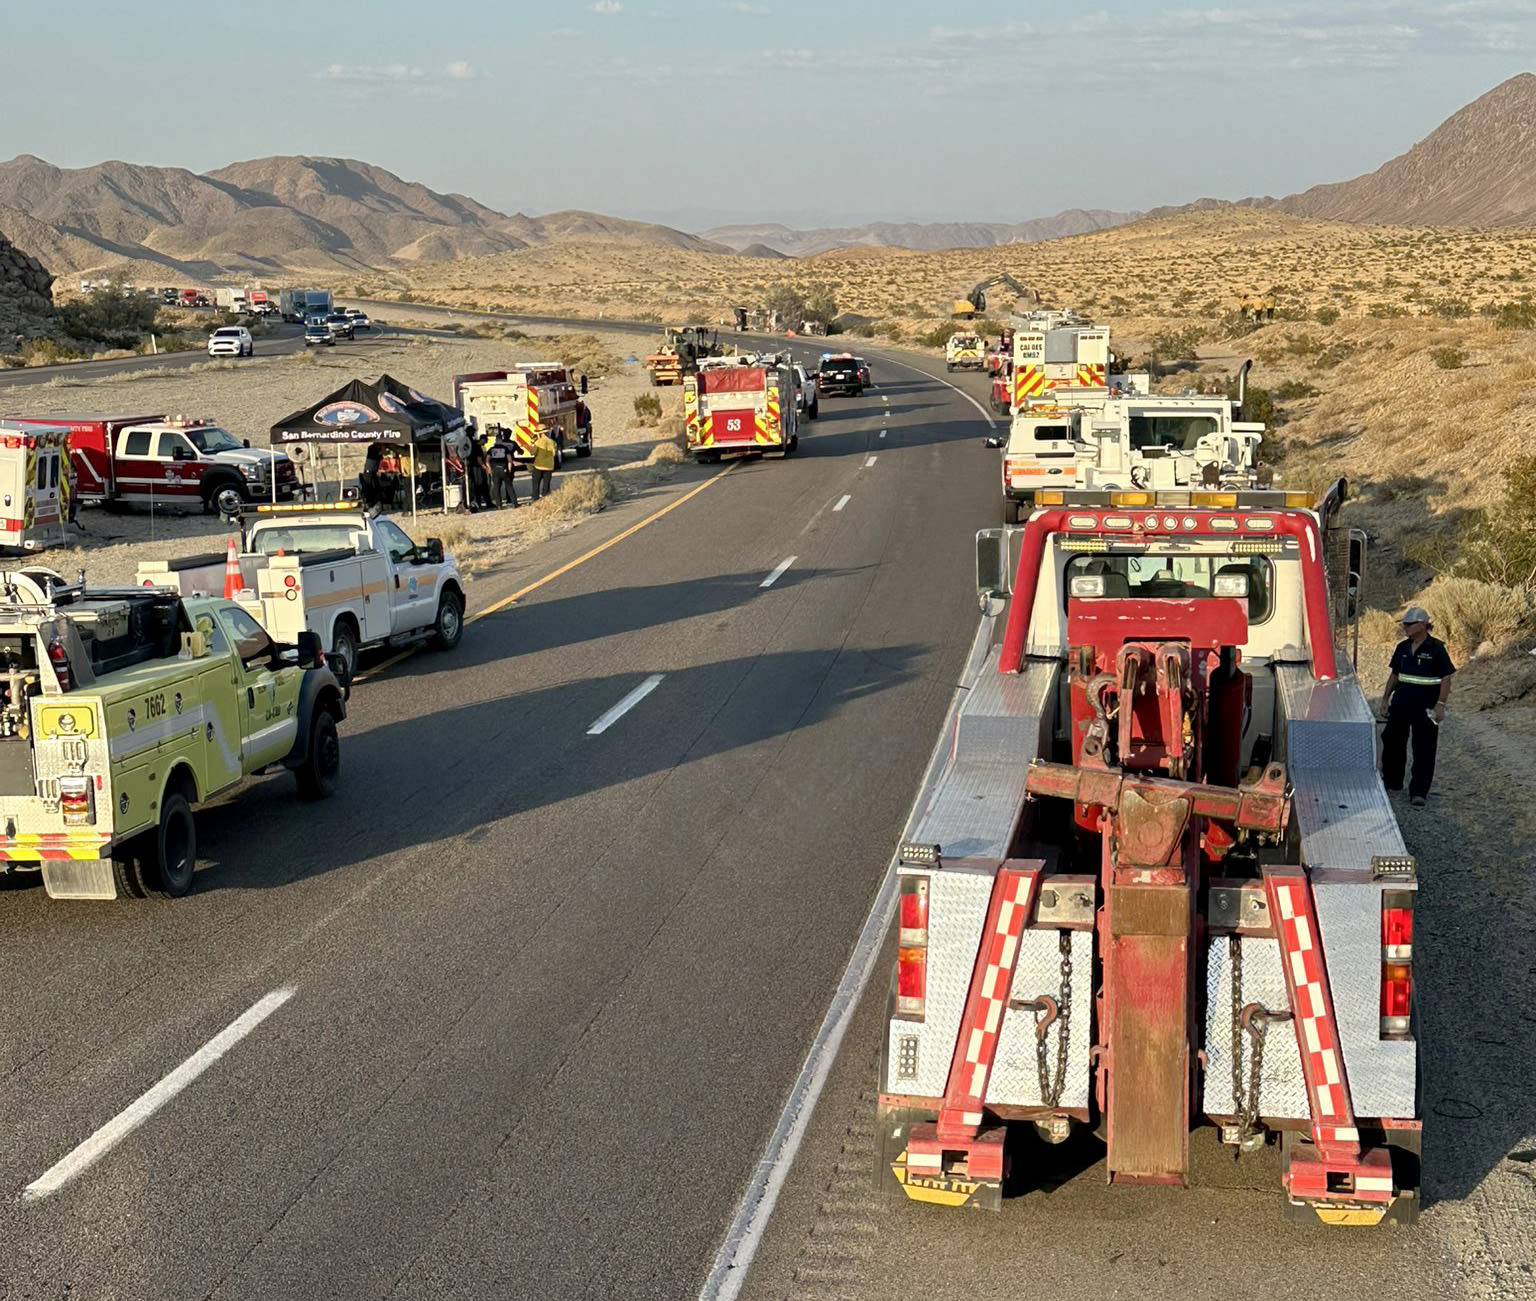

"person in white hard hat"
[1379,606,1455,806]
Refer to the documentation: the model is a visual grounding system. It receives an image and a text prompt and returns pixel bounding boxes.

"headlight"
[240,463,263,480]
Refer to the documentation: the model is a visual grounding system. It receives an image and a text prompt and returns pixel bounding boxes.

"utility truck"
[946,332,985,372]
[136,506,464,682]
[453,365,592,468]
[0,569,346,901]
[996,384,1265,522]
[5,413,299,516]
[683,358,798,463]
[877,482,1419,1226]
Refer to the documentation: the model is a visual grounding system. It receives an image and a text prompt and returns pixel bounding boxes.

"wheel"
[577,442,592,458]
[947,363,955,372]
[807,401,818,421]
[142,789,197,898]
[786,434,799,455]
[330,620,359,682]
[431,589,464,651]
[295,708,341,801]
[111,841,148,899]
[203,479,247,517]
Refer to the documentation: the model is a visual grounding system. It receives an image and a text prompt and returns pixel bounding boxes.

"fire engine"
[683,358,797,463]
[877,482,1420,1225]
[453,366,593,469]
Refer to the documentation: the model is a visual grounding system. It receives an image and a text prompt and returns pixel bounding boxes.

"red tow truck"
[4,413,299,516]
[879,483,1420,1225]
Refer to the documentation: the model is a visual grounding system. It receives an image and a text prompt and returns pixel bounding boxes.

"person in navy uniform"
[1379,606,1455,806]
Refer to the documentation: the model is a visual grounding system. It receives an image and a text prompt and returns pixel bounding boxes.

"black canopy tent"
[269,374,466,520]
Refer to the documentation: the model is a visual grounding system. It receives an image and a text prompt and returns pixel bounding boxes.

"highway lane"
[0,345,1002,1298]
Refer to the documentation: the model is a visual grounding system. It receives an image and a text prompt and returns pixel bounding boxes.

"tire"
[142,789,197,898]
[330,620,360,683]
[807,401,818,421]
[203,478,247,517]
[295,707,341,801]
[431,589,464,651]
[786,434,799,455]
[576,442,592,458]
[111,841,148,899]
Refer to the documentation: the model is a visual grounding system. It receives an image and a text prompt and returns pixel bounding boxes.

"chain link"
[1035,931,1073,1108]
[1228,935,1284,1151]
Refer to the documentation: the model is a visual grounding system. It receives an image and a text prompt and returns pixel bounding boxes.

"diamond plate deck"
[989,929,1093,1109]
[1276,663,1377,771]
[1314,881,1419,1119]
[1201,937,1309,1120]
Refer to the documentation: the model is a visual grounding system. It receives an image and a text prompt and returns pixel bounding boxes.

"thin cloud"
[313,62,479,98]
[445,61,476,80]
[320,63,427,84]
[592,1,623,12]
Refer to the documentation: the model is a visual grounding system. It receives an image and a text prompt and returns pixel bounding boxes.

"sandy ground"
[0,312,689,586]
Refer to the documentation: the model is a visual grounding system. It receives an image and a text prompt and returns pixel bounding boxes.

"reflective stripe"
[1397,673,1443,686]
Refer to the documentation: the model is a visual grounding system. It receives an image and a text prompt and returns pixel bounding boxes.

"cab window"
[193,612,229,653]
[1127,415,1220,453]
[373,519,417,563]
[156,432,195,459]
[121,430,152,457]
[220,607,273,661]
[1066,553,1274,623]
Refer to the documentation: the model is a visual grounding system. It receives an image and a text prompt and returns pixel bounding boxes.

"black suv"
[816,356,863,397]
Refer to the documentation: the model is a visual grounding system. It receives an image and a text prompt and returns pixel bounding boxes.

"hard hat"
[1401,606,1430,625]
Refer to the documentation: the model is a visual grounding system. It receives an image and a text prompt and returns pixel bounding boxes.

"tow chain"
[1228,935,1290,1152]
[1035,932,1073,1108]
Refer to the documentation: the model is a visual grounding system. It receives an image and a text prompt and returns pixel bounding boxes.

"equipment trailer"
[877,483,1420,1225]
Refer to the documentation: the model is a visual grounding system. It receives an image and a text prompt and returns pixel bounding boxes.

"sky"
[4,1,1534,232]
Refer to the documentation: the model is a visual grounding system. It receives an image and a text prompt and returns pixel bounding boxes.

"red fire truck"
[682,358,798,463]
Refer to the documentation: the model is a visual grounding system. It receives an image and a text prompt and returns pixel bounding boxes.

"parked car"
[324,312,354,340]
[304,321,336,347]
[208,326,255,358]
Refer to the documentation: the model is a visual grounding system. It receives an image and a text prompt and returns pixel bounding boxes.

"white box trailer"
[214,287,249,312]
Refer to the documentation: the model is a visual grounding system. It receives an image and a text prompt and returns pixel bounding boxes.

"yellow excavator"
[951,272,1038,319]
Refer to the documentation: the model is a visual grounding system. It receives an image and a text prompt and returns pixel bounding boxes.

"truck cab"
[109,418,297,514]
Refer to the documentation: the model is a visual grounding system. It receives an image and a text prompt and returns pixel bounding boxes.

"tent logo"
[314,402,380,426]
[378,393,409,414]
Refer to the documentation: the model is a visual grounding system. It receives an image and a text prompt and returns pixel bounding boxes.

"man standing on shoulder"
[1380,606,1455,807]
[531,427,558,502]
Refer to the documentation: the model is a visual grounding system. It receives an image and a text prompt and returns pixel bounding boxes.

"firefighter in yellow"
[531,427,558,501]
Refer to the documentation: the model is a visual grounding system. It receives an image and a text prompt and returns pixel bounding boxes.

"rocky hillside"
[0,226,61,345]
[0,154,731,282]
[1275,73,1536,226]
[705,208,1141,256]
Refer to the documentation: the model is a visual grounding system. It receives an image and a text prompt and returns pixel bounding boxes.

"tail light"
[896,875,930,1017]
[1381,891,1414,1036]
[47,635,72,691]
[59,776,95,826]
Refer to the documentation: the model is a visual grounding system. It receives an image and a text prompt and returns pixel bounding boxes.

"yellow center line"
[353,460,738,682]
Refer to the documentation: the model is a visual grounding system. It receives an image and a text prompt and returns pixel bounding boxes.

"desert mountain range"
[1,73,1533,287]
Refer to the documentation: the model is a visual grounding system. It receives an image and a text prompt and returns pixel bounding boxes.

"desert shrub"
[1273,379,1318,401]
[1223,378,1280,429]
[645,439,685,466]
[1429,298,1472,319]
[915,323,957,348]
[540,469,612,516]
[20,337,85,365]
[1367,302,1408,319]
[1403,577,1534,660]
[58,283,158,347]
[1314,306,1341,326]
[1312,340,1358,370]
[632,393,662,426]
[1446,455,1536,593]
[875,321,904,341]
[1150,325,1204,360]
[1429,345,1467,370]
[1492,300,1536,330]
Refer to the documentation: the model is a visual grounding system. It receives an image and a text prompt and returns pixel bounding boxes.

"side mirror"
[983,436,1004,449]
[295,629,323,669]
[420,538,445,565]
[172,445,197,462]
[975,527,1010,601]
[242,438,251,448]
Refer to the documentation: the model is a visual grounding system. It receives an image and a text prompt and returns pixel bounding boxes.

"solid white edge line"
[833,495,851,512]
[864,456,877,467]
[759,556,796,589]
[586,673,665,735]
[22,987,296,1203]
[875,354,998,429]
[696,678,964,1301]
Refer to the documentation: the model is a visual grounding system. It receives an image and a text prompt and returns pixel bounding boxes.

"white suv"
[208,326,254,358]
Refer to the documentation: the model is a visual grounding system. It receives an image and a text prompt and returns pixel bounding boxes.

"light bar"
[1192,491,1238,507]
[899,841,942,867]
[255,502,362,514]
[1109,491,1153,506]
[1059,536,1111,552]
[1231,538,1286,554]
[1371,854,1417,880]
[1036,490,1064,505]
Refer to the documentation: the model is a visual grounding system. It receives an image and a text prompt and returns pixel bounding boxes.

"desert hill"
[0,154,730,282]
[705,208,1141,257]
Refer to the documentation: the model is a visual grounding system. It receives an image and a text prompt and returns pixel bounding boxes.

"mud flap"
[40,856,117,900]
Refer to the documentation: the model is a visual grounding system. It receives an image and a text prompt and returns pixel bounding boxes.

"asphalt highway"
[0,337,1001,1298]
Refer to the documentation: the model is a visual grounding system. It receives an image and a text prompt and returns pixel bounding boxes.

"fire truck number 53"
[724,417,743,433]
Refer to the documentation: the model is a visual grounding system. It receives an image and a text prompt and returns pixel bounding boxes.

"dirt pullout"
[2,313,690,585]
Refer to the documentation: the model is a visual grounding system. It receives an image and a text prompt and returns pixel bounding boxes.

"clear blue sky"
[7,1,1533,230]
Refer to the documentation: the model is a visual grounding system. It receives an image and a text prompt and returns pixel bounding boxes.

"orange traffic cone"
[223,535,241,599]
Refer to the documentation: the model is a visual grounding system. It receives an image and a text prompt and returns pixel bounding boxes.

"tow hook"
[1009,994,1060,1038]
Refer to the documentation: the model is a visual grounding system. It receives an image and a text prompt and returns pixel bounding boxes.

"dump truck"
[877,481,1420,1225]
[136,505,465,682]
[946,332,985,372]
[0,569,346,901]
[453,365,592,468]
[997,389,1266,521]
[645,326,719,386]
[683,359,797,463]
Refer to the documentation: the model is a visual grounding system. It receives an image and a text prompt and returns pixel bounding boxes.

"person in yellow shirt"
[531,428,558,501]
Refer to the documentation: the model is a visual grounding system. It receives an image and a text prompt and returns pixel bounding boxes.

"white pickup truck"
[137,508,465,680]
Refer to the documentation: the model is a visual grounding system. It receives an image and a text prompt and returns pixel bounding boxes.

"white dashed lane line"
[833,495,851,512]
[864,456,877,467]
[22,987,297,1203]
[760,556,796,589]
[586,674,666,736]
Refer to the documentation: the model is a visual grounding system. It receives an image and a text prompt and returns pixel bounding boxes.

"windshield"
[184,426,243,453]
[213,329,241,339]
[1066,553,1273,622]
[251,523,359,556]
[1127,414,1221,453]
[306,323,327,333]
